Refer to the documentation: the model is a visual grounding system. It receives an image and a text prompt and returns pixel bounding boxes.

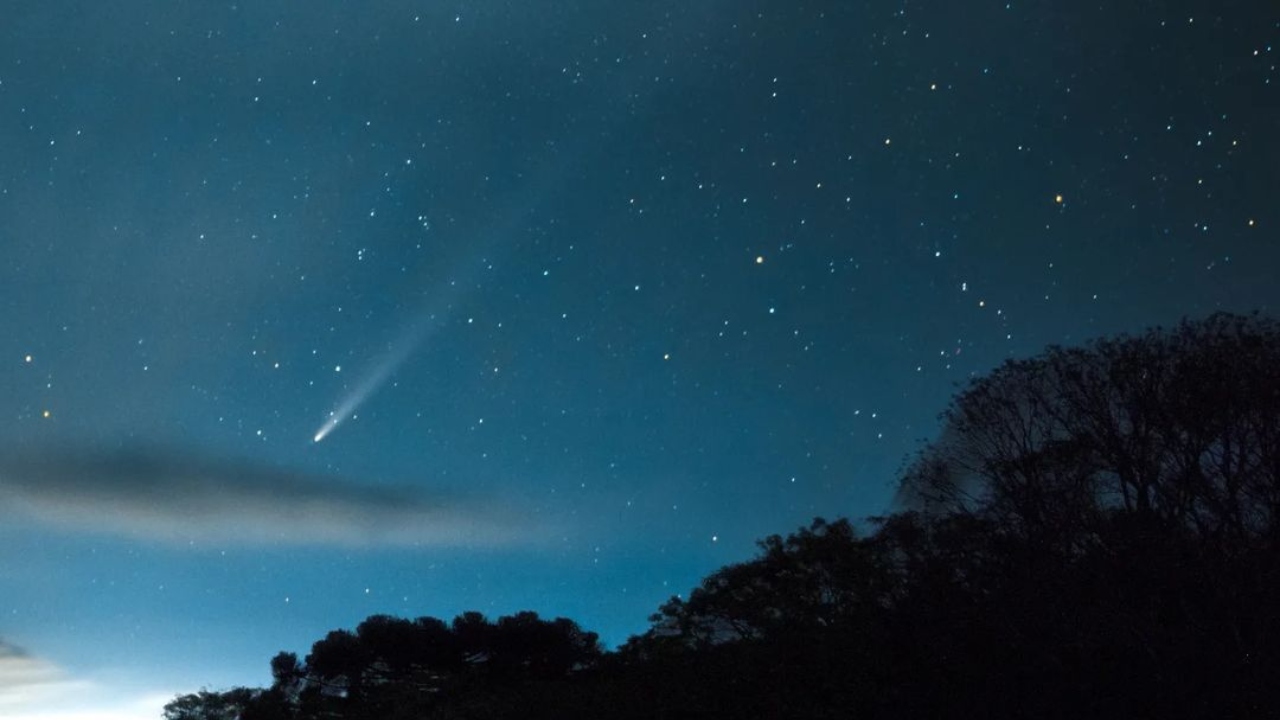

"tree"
[179,610,606,720]
[899,312,1280,552]
[163,688,256,720]
[487,611,602,679]
[163,313,1280,719]
[638,518,892,650]
[892,312,1280,716]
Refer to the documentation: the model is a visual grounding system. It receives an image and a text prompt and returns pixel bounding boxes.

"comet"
[312,314,436,443]
[309,177,547,445]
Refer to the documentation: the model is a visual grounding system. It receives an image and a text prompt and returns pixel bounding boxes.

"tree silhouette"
[167,313,1280,719]
[900,312,1280,548]
[890,312,1280,716]
[162,688,257,720]
[635,518,892,650]
[165,610,603,719]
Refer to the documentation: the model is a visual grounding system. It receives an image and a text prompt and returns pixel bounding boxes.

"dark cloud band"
[0,447,525,547]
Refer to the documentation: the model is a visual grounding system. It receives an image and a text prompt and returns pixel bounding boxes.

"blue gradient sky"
[1,1,1277,716]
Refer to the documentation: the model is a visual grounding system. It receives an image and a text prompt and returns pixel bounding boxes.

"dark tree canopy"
[886,312,1280,716]
[166,610,600,720]
[167,313,1280,719]
[899,312,1280,549]
[162,688,257,720]
[637,518,892,648]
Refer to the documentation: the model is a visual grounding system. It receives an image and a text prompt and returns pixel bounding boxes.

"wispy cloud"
[0,642,91,709]
[0,642,171,720]
[0,447,529,547]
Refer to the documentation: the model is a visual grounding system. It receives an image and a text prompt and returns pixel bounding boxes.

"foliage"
[165,610,601,719]
[167,313,1280,719]
[900,312,1280,548]
[162,688,257,720]
[638,518,893,648]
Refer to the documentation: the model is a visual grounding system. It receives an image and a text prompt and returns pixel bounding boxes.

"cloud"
[0,447,528,547]
[0,642,91,708]
[0,642,172,720]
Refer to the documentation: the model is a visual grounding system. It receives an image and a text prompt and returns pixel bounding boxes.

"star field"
[0,1,1277,716]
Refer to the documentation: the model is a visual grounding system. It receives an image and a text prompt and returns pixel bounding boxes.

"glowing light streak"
[312,318,433,443]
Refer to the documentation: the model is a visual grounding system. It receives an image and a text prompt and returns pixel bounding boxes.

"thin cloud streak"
[0,642,91,709]
[0,447,529,547]
[0,642,172,720]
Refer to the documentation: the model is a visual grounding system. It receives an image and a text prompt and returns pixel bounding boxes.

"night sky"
[1,2,1277,716]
